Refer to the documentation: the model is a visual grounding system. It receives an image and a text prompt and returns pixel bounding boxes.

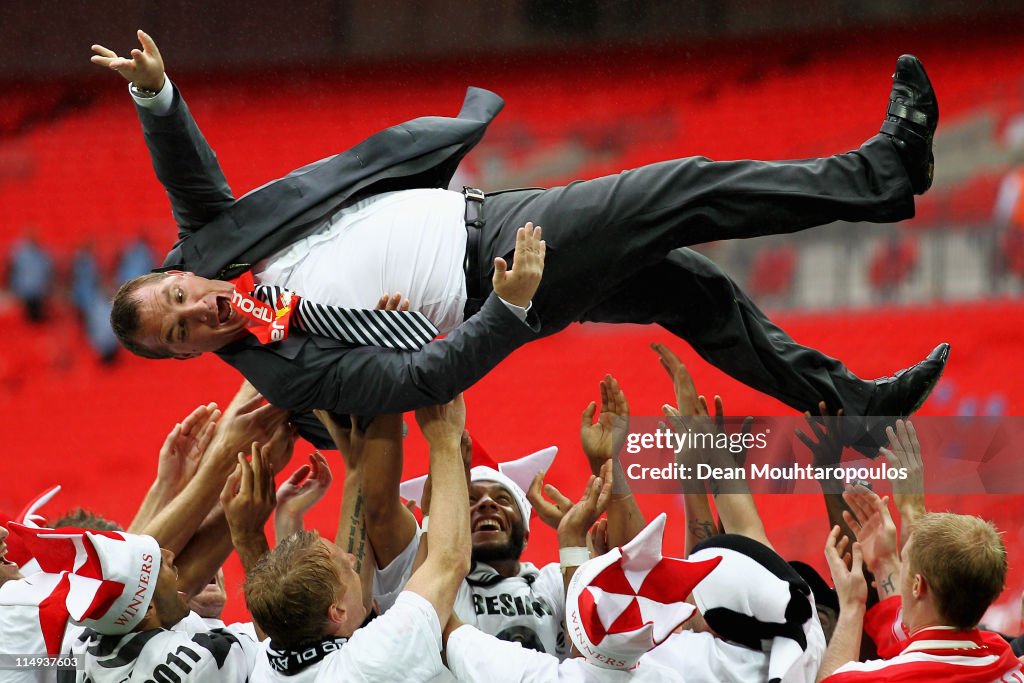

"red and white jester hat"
[400,444,557,531]
[0,524,161,655]
[565,513,722,670]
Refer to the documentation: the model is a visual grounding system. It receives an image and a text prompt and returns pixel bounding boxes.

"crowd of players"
[0,343,1021,682]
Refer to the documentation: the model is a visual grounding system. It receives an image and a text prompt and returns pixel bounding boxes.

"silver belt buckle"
[463,187,485,203]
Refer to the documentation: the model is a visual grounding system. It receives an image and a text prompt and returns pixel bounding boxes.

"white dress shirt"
[254,188,468,333]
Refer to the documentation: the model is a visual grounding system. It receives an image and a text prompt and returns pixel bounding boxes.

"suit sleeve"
[236,293,539,415]
[136,84,235,237]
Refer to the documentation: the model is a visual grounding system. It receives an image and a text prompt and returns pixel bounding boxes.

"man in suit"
[94,31,947,449]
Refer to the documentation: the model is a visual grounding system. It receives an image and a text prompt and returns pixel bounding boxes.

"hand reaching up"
[91,29,166,92]
[580,375,630,469]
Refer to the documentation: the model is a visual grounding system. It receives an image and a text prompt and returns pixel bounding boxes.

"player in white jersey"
[444,514,721,683]
[0,524,263,683]
[0,393,284,683]
[373,375,649,662]
[244,395,470,682]
[379,445,569,658]
[0,523,86,683]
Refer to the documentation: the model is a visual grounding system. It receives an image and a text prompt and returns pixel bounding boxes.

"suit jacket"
[139,86,538,447]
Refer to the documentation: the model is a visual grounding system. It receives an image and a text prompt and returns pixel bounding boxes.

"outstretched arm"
[796,402,859,547]
[129,401,220,532]
[141,382,287,555]
[879,420,926,540]
[842,485,901,602]
[655,343,721,555]
[578,376,646,547]
[174,416,296,598]
[314,410,378,615]
[701,398,772,550]
[273,451,333,542]
[817,527,868,681]
[91,30,234,234]
[404,396,471,627]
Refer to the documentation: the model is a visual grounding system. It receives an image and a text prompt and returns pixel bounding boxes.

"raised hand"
[879,419,925,523]
[795,401,845,470]
[493,223,545,308]
[557,460,613,548]
[841,485,900,598]
[824,525,867,611]
[276,451,333,518]
[580,374,630,468]
[156,402,220,493]
[274,451,333,542]
[263,420,299,474]
[90,29,166,92]
[208,382,289,466]
[701,394,754,468]
[651,343,704,417]
[415,394,467,447]
[220,442,277,564]
[526,471,574,531]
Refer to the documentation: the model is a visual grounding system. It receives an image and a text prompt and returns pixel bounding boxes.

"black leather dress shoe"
[866,342,950,417]
[847,343,950,456]
[880,55,939,195]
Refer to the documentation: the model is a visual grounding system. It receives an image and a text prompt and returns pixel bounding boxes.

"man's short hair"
[908,512,1007,629]
[51,508,123,532]
[244,530,346,648]
[110,273,172,360]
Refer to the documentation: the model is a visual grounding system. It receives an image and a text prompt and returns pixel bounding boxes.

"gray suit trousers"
[477,134,913,415]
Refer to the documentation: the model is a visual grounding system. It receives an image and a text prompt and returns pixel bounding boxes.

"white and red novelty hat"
[0,524,161,655]
[565,514,722,670]
[400,443,556,531]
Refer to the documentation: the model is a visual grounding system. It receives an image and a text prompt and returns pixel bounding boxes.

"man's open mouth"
[472,518,505,533]
[217,297,233,324]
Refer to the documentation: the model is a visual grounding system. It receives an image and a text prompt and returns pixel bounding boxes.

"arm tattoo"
[346,488,368,573]
[689,520,718,541]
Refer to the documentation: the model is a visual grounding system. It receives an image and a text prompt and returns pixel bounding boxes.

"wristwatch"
[129,83,159,98]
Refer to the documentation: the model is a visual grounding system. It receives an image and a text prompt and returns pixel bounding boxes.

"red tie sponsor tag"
[229,272,298,344]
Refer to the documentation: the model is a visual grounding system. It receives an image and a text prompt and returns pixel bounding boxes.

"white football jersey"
[65,612,260,683]
[374,532,568,659]
[249,592,449,683]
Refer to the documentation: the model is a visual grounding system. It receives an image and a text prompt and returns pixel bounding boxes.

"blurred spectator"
[869,235,918,300]
[84,293,119,363]
[993,113,1024,280]
[71,243,101,316]
[116,234,155,286]
[7,231,53,323]
[71,241,119,363]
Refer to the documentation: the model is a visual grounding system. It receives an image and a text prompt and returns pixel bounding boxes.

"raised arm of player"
[129,401,220,532]
[404,395,471,626]
[141,382,286,556]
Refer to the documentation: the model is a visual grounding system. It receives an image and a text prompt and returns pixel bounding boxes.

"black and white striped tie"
[253,285,438,351]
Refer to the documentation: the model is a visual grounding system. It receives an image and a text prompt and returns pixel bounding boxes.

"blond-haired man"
[245,396,469,682]
[818,492,1022,682]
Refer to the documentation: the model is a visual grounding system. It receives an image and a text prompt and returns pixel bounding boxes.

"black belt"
[463,187,485,317]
